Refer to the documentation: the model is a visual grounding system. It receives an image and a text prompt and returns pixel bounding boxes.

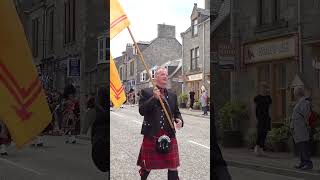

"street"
[229,167,304,180]
[0,136,107,180]
[110,105,210,180]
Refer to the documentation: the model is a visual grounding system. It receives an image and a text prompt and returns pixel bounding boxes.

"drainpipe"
[181,33,184,93]
[298,0,303,73]
[202,21,205,89]
[230,0,235,100]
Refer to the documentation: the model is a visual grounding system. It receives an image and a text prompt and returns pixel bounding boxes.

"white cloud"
[111,0,205,57]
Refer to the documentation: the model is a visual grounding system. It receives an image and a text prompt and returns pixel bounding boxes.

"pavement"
[222,147,320,180]
[110,105,210,179]
[0,136,107,180]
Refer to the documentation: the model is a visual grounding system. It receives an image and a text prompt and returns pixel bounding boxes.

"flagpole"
[127,27,175,129]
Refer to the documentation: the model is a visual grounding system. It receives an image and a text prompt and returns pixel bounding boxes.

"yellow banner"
[110,0,130,39]
[0,0,51,149]
[110,56,126,108]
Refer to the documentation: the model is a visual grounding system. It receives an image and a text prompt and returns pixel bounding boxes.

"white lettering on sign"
[187,73,203,81]
[245,36,296,64]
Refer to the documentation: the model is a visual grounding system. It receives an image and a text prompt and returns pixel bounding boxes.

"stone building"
[181,3,210,101]
[18,0,108,126]
[212,0,320,131]
[136,24,182,93]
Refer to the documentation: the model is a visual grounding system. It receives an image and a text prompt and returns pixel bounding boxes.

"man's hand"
[175,118,183,130]
[153,88,161,100]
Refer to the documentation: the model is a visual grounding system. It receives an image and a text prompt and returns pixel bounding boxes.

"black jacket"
[91,105,108,172]
[139,88,184,138]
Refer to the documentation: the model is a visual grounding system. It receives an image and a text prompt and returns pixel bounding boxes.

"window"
[119,67,123,80]
[317,69,320,88]
[195,47,200,68]
[151,69,156,79]
[64,0,76,44]
[105,39,109,61]
[190,47,199,71]
[32,18,39,57]
[192,18,198,36]
[258,0,280,26]
[97,36,108,63]
[98,39,104,61]
[47,9,54,52]
[140,72,147,82]
[130,61,134,76]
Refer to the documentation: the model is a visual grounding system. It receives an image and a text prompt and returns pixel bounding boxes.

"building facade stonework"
[181,3,210,101]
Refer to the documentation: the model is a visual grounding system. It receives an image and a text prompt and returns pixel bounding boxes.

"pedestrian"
[213,107,232,180]
[137,67,184,180]
[200,88,209,115]
[61,84,79,144]
[189,89,195,110]
[91,87,108,172]
[291,86,313,170]
[253,82,272,156]
[129,89,135,107]
[0,120,11,156]
[82,94,96,135]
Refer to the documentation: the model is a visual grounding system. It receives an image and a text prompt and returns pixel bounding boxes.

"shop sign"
[68,58,80,77]
[312,56,320,69]
[244,36,296,64]
[187,73,203,81]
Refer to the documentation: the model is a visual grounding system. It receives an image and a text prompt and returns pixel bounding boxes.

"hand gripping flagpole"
[127,27,175,129]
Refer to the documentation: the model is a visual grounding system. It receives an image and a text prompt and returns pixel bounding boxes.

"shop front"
[186,73,203,101]
[243,34,298,125]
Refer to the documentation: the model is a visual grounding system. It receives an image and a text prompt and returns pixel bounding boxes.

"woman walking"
[200,87,209,116]
[291,86,313,170]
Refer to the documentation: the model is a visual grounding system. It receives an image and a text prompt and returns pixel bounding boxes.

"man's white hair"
[294,86,305,97]
[155,67,168,77]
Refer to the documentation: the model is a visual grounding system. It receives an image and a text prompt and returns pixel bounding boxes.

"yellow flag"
[110,56,126,108]
[0,0,51,148]
[110,0,129,108]
[110,0,130,39]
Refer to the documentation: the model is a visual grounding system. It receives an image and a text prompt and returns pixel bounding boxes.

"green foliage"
[193,101,201,110]
[218,101,248,130]
[178,93,188,104]
[313,127,320,142]
[267,123,291,144]
[245,128,257,148]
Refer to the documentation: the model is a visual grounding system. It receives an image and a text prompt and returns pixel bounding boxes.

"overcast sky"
[111,0,205,57]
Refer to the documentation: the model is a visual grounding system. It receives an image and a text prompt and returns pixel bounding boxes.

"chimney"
[157,24,175,38]
[205,0,210,10]
[126,43,134,59]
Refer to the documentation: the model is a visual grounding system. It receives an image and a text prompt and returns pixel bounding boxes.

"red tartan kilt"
[137,129,180,169]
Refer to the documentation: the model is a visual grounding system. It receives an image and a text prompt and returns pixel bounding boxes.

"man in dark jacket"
[137,67,183,180]
[91,87,108,173]
[213,105,232,180]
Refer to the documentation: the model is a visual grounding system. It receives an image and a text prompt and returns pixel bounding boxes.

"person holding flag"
[137,67,184,180]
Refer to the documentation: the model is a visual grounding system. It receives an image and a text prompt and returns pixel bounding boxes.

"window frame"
[32,17,39,57]
[192,18,198,36]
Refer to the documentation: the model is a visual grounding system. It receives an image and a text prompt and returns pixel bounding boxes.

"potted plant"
[218,101,248,147]
[267,125,291,152]
[178,93,188,108]
[312,128,320,156]
[244,128,257,150]
[193,101,201,110]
